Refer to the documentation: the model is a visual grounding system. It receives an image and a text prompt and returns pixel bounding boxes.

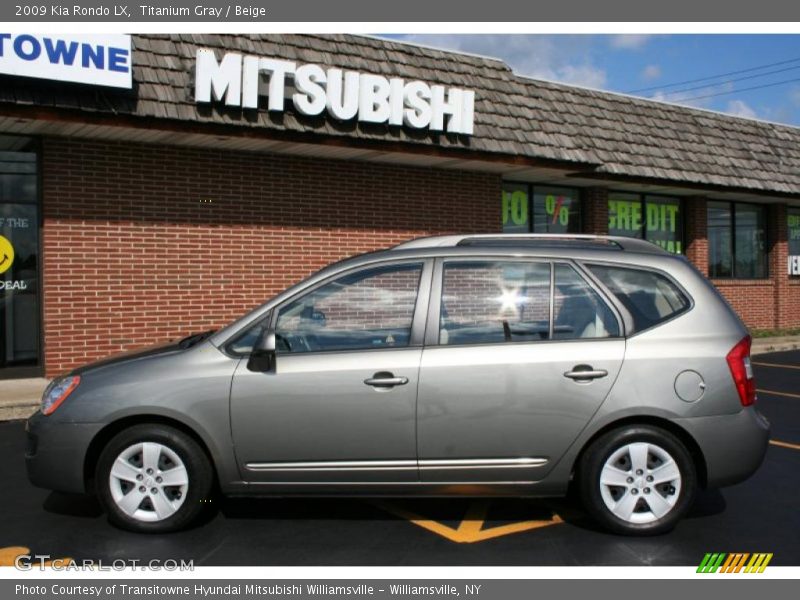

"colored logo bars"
[697,553,773,573]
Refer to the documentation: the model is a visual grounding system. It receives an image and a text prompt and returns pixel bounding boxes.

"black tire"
[95,424,215,533]
[578,425,697,536]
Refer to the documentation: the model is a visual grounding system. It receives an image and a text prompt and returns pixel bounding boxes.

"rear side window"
[440,261,551,345]
[587,265,690,333]
[553,264,620,340]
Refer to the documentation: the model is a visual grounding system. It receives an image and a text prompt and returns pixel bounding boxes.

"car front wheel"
[95,424,214,533]
[578,425,697,535]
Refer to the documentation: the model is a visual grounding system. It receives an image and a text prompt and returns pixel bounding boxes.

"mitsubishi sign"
[194,48,476,135]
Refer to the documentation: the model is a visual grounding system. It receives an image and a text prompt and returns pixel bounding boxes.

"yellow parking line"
[770,439,800,451]
[752,362,800,370]
[757,388,800,399]
[371,499,563,543]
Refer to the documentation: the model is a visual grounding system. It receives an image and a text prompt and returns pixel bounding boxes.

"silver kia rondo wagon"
[25,234,770,535]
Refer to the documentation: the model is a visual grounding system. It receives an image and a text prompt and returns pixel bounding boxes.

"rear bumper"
[25,411,103,495]
[675,407,770,489]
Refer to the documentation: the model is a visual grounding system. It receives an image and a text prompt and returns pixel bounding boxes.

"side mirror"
[247,331,276,373]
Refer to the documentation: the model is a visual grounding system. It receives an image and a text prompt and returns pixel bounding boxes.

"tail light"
[726,336,756,407]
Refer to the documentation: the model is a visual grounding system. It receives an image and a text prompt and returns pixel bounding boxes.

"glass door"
[0,136,40,378]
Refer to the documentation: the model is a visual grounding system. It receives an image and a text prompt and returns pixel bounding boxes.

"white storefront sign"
[0,33,132,89]
[194,49,476,135]
[789,255,800,276]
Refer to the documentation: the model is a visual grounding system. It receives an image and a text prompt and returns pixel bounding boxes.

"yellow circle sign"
[0,235,14,275]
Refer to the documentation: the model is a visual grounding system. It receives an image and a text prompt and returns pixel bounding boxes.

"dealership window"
[708,201,768,279]
[608,193,683,254]
[789,208,800,256]
[0,136,40,376]
[501,183,581,234]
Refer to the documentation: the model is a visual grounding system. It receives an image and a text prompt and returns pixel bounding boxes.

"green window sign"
[789,208,800,256]
[502,183,581,234]
[609,193,683,254]
[501,184,529,233]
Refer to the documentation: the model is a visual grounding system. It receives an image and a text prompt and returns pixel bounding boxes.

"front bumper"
[25,411,104,495]
[675,406,770,489]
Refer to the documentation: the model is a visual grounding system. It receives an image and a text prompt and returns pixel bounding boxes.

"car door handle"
[564,365,609,381]
[364,373,409,388]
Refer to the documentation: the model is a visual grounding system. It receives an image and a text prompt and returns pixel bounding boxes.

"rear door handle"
[564,365,608,382]
[364,372,409,388]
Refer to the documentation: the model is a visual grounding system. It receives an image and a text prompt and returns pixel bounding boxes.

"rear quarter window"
[586,264,690,334]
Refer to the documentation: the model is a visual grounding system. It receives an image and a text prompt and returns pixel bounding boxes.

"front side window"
[587,264,690,333]
[274,263,423,353]
[708,201,767,279]
[502,183,581,234]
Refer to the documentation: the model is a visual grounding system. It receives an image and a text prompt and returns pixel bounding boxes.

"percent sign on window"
[545,195,570,226]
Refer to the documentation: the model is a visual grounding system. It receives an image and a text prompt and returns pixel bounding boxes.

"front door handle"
[364,372,409,388]
[564,364,608,382]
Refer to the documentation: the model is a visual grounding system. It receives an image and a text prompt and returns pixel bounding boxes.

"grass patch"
[751,327,800,338]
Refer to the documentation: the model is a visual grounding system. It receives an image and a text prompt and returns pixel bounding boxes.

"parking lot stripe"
[757,388,800,399]
[770,439,800,451]
[370,499,563,543]
[752,362,800,370]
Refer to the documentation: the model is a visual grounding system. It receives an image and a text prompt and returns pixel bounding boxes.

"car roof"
[392,234,667,254]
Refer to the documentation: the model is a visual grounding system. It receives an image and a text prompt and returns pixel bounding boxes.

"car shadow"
[42,492,103,518]
[41,488,728,533]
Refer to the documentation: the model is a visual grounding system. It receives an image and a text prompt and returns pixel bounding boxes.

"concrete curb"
[0,404,38,421]
[0,377,49,422]
[752,339,800,355]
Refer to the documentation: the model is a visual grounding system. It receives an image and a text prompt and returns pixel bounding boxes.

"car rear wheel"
[95,424,214,533]
[578,425,697,535]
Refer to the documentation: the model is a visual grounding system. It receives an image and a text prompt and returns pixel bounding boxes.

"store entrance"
[0,136,40,379]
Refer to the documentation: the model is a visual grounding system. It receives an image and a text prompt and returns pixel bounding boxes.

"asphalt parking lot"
[1,350,798,567]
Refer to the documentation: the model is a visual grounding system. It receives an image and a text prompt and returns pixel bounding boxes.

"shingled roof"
[1,33,799,196]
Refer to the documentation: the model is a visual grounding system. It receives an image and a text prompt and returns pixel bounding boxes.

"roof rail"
[392,234,668,254]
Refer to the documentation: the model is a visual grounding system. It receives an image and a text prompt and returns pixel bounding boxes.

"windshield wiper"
[178,329,216,349]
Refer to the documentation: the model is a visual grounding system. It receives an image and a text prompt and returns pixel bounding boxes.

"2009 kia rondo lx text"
[25,234,770,535]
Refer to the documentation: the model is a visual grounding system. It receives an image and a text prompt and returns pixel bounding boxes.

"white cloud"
[650,90,711,109]
[556,64,607,89]
[641,64,661,81]
[393,34,606,89]
[790,86,800,107]
[726,100,759,119]
[610,35,653,50]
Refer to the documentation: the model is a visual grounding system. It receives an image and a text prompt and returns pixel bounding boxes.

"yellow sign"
[0,235,14,275]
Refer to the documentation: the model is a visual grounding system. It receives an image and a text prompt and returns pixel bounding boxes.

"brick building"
[1,33,799,378]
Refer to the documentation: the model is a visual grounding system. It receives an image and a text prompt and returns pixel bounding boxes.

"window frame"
[707,200,769,280]
[424,256,624,348]
[224,259,434,358]
[502,181,583,234]
[608,191,685,254]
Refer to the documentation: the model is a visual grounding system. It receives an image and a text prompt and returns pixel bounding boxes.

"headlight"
[41,375,81,416]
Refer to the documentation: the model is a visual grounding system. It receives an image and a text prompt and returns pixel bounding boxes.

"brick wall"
[41,138,500,376]
[582,187,609,235]
[684,196,708,277]
[712,202,793,330]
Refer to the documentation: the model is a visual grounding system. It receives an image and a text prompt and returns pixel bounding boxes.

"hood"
[69,331,216,376]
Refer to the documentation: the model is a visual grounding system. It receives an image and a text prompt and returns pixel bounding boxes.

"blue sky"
[384,35,800,126]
